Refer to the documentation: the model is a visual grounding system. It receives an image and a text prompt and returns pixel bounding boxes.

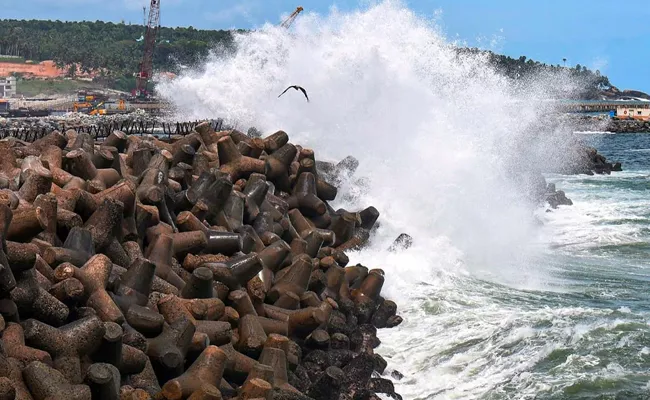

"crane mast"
[135,0,160,98]
[280,6,303,29]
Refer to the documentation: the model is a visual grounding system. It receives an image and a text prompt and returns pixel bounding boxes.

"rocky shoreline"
[0,110,628,399]
[517,135,624,211]
[570,115,650,134]
[552,145,622,176]
[606,119,650,133]
[539,144,623,209]
[0,124,403,400]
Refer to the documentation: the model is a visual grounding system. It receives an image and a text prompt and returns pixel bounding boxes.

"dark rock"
[272,387,316,400]
[306,366,344,400]
[0,125,404,400]
[290,365,312,393]
[386,315,403,328]
[546,190,573,209]
[327,349,355,369]
[371,299,397,329]
[372,354,388,375]
[301,361,324,385]
[391,370,404,380]
[388,234,412,252]
[329,333,350,350]
[303,349,330,371]
[368,378,396,395]
[327,310,351,336]
[342,353,375,387]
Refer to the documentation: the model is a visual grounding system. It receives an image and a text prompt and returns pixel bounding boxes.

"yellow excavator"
[73,101,106,115]
[74,99,126,115]
[73,101,94,113]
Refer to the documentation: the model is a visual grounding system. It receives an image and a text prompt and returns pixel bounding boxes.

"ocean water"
[155,1,650,398]
[374,133,650,399]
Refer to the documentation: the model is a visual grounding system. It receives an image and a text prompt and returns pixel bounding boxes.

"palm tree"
[562,58,567,67]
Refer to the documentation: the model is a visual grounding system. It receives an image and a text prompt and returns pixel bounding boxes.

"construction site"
[0,2,305,122]
[0,0,167,118]
[0,1,304,143]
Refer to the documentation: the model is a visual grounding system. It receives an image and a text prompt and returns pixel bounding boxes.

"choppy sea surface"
[375,133,650,399]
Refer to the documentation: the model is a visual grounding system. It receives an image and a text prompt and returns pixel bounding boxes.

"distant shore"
[606,119,650,133]
[570,115,650,133]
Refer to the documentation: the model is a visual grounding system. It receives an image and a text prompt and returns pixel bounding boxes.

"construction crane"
[280,6,303,29]
[133,0,161,99]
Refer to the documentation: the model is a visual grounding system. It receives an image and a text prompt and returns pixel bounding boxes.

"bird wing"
[278,86,292,98]
[297,86,309,102]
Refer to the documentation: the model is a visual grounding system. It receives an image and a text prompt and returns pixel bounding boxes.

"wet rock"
[0,123,403,400]
[388,234,413,252]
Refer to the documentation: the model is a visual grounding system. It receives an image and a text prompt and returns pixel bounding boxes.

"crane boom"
[280,6,303,29]
[135,0,160,98]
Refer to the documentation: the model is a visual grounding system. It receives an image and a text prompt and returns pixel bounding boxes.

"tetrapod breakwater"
[0,121,404,400]
[0,117,233,143]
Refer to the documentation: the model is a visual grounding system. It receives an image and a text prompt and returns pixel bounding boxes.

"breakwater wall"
[0,118,230,143]
[570,115,650,133]
[0,122,404,399]
[606,119,650,133]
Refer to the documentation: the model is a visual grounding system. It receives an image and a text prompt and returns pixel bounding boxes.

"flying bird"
[278,85,309,102]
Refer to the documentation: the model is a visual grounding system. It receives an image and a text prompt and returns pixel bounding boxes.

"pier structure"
[557,100,650,118]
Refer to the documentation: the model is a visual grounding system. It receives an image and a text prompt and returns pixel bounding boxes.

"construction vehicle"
[73,101,94,113]
[77,90,108,103]
[74,99,128,115]
[280,6,303,28]
[133,0,161,99]
[99,99,128,115]
[89,102,107,116]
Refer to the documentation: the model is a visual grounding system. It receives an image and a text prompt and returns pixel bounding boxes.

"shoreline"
[0,113,625,399]
[569,115,650,134]
[606,119,650,133]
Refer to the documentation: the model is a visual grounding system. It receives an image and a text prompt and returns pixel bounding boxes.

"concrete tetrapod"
[0,125,402,400]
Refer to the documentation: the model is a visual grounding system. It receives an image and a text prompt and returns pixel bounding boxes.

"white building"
[0,77,16,98]
[616,102,650,121]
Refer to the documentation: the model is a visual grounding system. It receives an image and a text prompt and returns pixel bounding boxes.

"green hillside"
[0,19,239,92]
[0,19,618,98]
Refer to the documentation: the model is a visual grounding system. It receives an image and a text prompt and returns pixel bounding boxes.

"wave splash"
[158,1,590,397]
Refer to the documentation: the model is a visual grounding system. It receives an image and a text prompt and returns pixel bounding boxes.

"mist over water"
[157,2,650,399]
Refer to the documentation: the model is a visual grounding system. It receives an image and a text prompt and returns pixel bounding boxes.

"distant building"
[0,76,16,98]
[0,60,101,80]
[616,103,650,120]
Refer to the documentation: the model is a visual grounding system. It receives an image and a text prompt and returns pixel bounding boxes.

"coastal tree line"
[0,19,613,97]
[456,48,613,99]
[0,19,239,91]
